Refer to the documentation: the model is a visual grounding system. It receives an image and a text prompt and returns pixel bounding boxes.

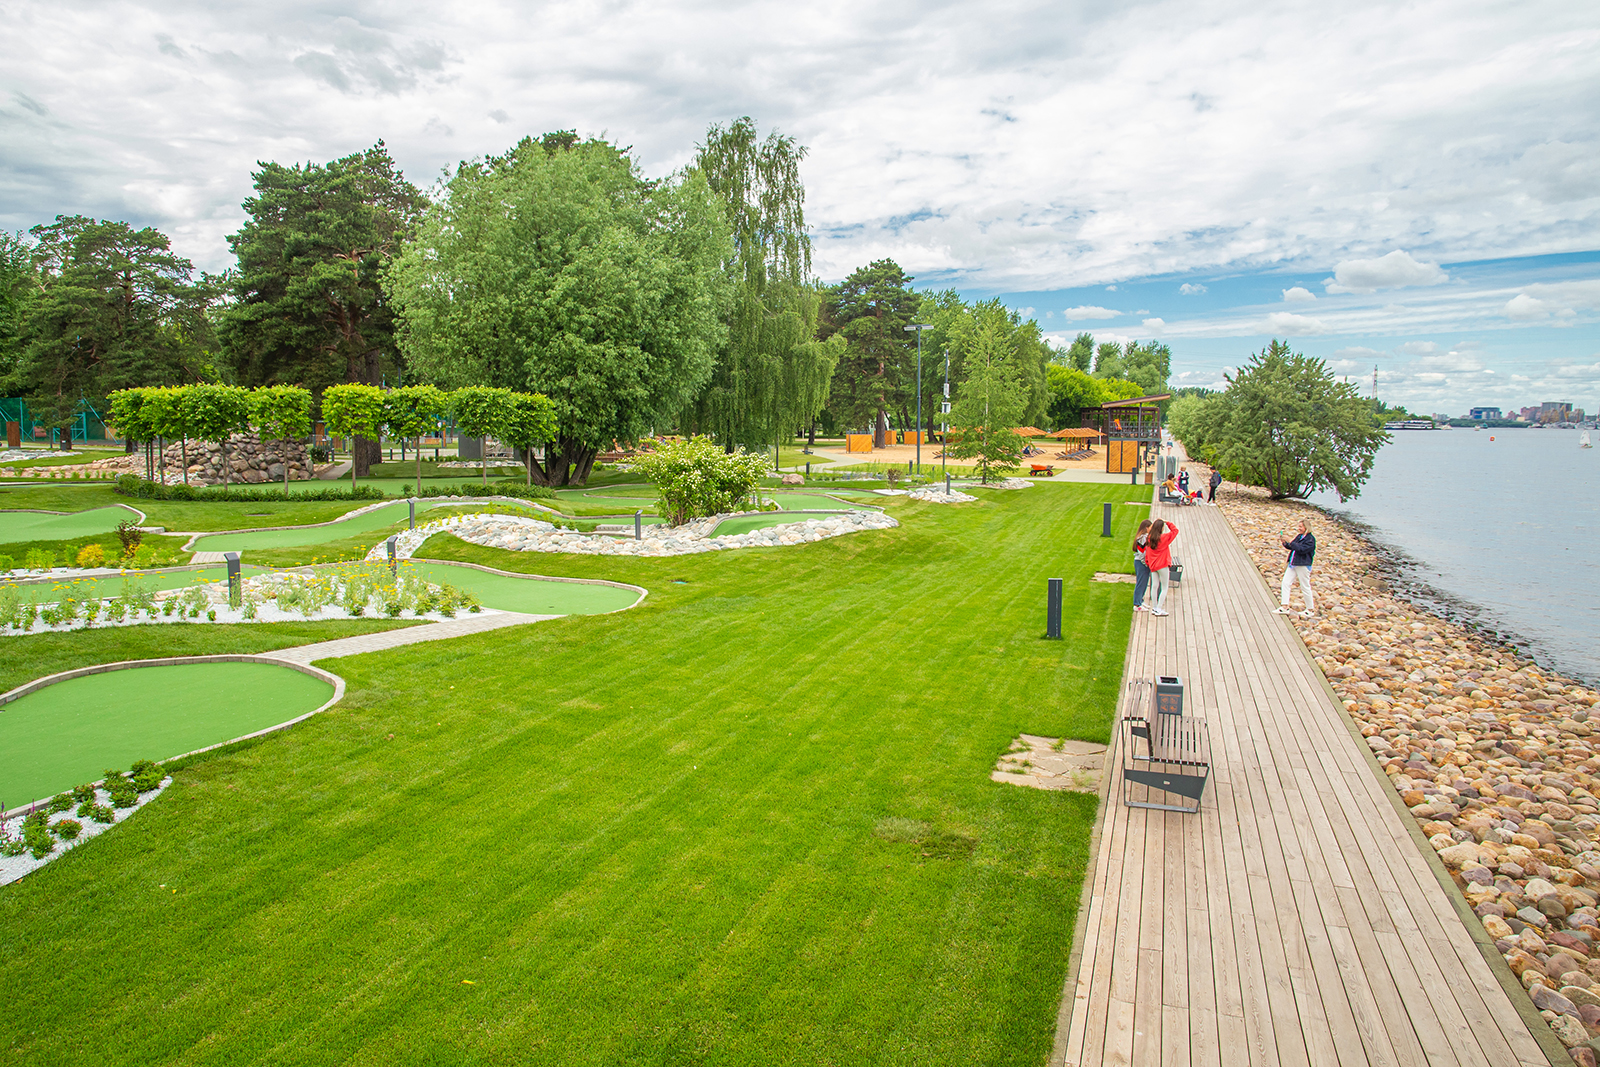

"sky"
[3,0,1598,415]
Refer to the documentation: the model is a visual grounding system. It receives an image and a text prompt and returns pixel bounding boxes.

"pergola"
[1085,393,1170,474]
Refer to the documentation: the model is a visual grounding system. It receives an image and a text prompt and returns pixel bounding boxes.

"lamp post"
[941,347,951,483]
[904,324,932,475]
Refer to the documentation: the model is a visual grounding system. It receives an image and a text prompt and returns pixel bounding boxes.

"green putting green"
[769,493,878,511]
[0,661,332,807]
[192,500,452,552]
[402,561,639,615]
[0,506,136,543]
[712,513,845,537]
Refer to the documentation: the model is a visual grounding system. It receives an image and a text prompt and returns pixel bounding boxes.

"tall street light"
[905,323,932,475]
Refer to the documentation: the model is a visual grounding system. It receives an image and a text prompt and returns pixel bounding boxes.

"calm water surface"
[1308,427,1599,686]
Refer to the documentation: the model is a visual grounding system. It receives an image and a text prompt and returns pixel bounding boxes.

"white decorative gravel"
[907,488,977,503]
[0,778,172,886]
[381,509,900,559]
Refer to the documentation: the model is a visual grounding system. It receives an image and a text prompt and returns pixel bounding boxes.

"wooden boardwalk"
[1053,498,1554,1067]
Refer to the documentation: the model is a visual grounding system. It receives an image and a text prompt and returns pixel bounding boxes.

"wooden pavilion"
[1084,393,1169,474]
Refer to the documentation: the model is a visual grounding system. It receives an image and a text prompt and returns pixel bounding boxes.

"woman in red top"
[1143,518,1179,616]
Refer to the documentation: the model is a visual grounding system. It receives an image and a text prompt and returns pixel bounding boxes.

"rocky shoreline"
[1209,476,1600,1060]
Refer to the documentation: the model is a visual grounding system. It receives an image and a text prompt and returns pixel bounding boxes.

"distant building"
[1469,407,1502,420]
[1519,406,1541,422]
[1540,401,1573,423]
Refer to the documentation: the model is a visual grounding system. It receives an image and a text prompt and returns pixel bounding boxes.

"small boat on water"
[1584,431,1594,449]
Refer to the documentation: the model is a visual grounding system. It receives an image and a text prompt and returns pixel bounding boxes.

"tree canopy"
[1169,339,1389,500]
[388,135,731,486]
[942,316,1028,483]
[5,217,213,447]
[1092,339,1171,397]
[820,259,920,441]
[686,118,838,450]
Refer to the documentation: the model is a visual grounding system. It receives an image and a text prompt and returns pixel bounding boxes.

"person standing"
[1143,518,1179,616]
[1177,467,1190,495]
[1208,467,1222,503]
[1275,520,1317,617]
[1132,519,1152,612]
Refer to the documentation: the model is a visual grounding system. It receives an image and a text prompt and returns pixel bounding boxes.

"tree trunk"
[180,437,188,484]
[416,439,423,497]
[352,435,379,478]
[284,435,291,497]
[156,437,164,485]
[806,419,816,449]
[527,437,599,487]
[220,435,229,495]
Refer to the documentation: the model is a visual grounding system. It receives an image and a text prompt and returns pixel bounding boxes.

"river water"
[1307,427,1599,686]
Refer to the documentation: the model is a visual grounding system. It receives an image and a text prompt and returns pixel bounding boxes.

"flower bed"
[1,763,172,886]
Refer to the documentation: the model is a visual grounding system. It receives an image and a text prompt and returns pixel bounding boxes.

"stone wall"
[148,433,312,486]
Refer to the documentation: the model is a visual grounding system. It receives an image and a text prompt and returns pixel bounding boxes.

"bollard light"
[1101,502,1112,537]
[386,535,398,576]
[945,474,951,495]
[225,551,241,609]
[634,510,642,540]
[1045,578,1063,639]
[408,499,415,530]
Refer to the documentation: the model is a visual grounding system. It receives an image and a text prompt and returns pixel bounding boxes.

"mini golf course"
[0,661,333,807]
[189,499,457,552]
[0,505,139,543]
[402,562,640,614]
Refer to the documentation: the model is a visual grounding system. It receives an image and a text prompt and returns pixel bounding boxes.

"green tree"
[217,142,425,476]
[185,384,252,492]
[8,217,213,449]
[251,385,314,496]
[687,118,836,451]
[450,386,516,486]
[633,435,771,525]
[0,231,38,382]
[500,392,561,486]
[320,383,385,491]
[1191,339,1389,500]
[943,317,1027,483]
[389,135,730,486]
[1063,332,1094,372]
[106,387,157,479]
[383,384,449,495]
[1092,339,1170,397]
[821,259,919,443]
[1045,365,1101,429]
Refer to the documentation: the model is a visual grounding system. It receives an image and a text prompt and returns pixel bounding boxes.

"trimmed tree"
[184,384,252,493]
[106,388,157,480]
[500,392,560,486]
[633,435,771,526]
[320,384,386,492]
[251,385,313,496]
[383,384,450,496]
[450,386,516,486]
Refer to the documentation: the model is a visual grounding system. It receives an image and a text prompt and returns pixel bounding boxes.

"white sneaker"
[1300,610,1315,618]
[1150,608,1169,616]
[1273,606,1293,614]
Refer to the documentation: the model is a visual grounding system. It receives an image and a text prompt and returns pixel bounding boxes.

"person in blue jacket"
[1275,520,1316,617]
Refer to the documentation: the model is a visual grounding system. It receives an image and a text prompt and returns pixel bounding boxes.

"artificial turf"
[190,500,455,552]
[402,562,640,615]
[0,482,1148,1065]
[0,662,334,807]
[711,512,844,536]
[0,505,135,543]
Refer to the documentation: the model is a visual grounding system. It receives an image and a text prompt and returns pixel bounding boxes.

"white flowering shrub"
[633,436,771,525]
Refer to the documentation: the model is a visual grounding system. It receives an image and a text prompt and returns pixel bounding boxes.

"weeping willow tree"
[687,117,839,451]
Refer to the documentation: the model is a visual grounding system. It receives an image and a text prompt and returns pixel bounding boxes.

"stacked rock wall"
[149,433,311,485]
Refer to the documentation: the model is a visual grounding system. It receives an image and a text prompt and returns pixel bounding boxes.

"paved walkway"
[1054,496,1552,1066]
[265,610,558,664]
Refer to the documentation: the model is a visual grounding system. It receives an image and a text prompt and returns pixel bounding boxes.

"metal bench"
[1120,679,1211,813]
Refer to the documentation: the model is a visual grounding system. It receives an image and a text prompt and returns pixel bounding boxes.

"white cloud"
[1178,283,1207,295]
[1324,251,1449,294]
[1396,341,1440,355]
[1502,279,1600,322]
[1105,285,1118,292]
[1064,305,1121,320]
[1142,317,1166,332]
[1,0,1598,296]
[1333,346,1385,361]
[1281,286,1316,303]
[1265,311,1328,335]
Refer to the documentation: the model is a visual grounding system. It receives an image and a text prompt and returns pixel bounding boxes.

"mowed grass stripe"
[0,483,1145,1065]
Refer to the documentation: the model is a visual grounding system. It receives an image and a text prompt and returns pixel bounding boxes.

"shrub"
[105,599,127,622]
[24,821,55,858]
[52,819,82,840]
[23,548,52,571]
[82,803,115,824]
[242,594,258,620]
[161,597,176,616]
[632,436,770,525]
[46,793,74,814]
[130,760,164,792]
[413,481,556,501]
[106,780,139,808]
[83,597,102,625]
[0,830,25,856]
[115,518,143,557]
[72,783,96,807]
[131,544,158,569]
[0,554,13,572]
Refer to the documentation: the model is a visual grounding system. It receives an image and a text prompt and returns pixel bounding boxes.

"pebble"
[376,509,900,561]
[1211,477,1600,1048]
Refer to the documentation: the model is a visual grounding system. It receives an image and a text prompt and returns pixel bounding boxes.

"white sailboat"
[1583,431,1594,449]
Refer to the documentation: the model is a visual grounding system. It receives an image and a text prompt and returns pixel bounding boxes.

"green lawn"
[191,500,456,552]
[0,449,122,469]
[0,484,389,532]
[0,505,138,543]
[0,662,334,808]
[0,483,1147,1065]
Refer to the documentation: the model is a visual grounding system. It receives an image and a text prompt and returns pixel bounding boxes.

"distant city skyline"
[2,0,1595,413]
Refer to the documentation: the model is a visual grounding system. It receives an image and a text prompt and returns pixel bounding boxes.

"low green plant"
[71,783,97,806]
[52,818,82,840]
[23,548,52,571]
[206,608,216,621]
[0,554,13,571]
[114,474,385,502]
[82,803,115,824]
[131,544,158,569]
[161,597,176,617]
[22,815,55,858]
[45,793,74,814]
[116,518,143,558]
[129,760,163,792]
[0,829,25,856]
[384,598,403,618]
[105,599,127,623]
[83,597,102,625]
[242,594,258,620]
